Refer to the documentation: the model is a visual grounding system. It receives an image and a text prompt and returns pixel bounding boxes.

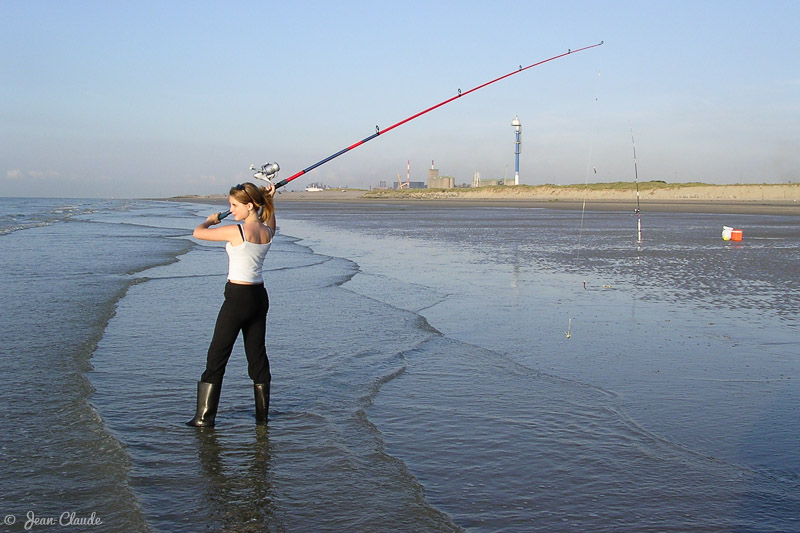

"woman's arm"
[193,213,239,242]
[266,211,276,236]
[265,183,277,235]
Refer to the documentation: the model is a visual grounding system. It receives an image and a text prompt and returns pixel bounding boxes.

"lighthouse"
[511,115,522,185]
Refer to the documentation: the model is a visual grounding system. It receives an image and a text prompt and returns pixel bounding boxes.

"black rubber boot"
[254,383,269,425]
[186,381,221,427]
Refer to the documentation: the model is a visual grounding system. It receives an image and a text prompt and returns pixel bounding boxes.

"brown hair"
[229,182,274,223]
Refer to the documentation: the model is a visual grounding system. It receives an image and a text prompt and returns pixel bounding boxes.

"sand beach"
[172,182,800,216]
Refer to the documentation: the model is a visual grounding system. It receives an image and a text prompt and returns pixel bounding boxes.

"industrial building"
[427,165,455,189]
[378,115,523,190]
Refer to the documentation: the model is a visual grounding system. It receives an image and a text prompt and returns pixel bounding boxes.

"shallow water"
[278,201,800,531]
[1,199,187,532]
[2,197,798,532]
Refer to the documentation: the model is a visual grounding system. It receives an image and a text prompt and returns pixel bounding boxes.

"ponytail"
[257,185,275,223]
[229,182,275,223]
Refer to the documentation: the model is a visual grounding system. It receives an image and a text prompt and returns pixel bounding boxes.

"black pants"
[201,282,271,386]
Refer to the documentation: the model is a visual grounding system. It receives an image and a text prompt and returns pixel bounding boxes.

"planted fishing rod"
[219,41,604,219]
[630,125,642,243]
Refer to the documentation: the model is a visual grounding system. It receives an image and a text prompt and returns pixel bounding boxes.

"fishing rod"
[219,41,604,219]
[630,125,642,243]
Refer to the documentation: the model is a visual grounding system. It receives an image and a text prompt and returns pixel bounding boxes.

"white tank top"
[225,225,273,283]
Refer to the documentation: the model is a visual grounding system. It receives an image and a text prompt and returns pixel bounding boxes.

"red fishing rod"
[219,41,603,219]
[273,41,603,190]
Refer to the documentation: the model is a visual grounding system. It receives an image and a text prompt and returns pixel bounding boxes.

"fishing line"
[566,127,595,339]
[565,68,602,339]
[576,139,596,255]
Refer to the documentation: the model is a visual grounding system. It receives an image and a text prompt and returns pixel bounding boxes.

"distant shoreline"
[166,182,800,216]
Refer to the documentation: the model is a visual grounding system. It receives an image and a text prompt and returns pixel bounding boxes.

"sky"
[1,1,799,198]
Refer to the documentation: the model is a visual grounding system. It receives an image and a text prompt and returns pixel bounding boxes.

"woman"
[187,181,276,427]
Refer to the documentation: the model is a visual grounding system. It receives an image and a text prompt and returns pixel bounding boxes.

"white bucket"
[722,226,733,240]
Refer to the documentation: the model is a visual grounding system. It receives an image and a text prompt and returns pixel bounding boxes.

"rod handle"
[218,210,231,220]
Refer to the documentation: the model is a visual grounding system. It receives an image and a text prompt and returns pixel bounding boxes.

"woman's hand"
[264,182,276,198]
[205,213,222,226]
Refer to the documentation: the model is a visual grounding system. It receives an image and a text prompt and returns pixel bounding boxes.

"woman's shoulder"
[243,222,273,244]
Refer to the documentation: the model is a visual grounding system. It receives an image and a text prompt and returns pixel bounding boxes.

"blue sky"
[2,1,798,197]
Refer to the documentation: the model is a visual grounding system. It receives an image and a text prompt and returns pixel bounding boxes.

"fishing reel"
[250,162,280,182]
[217,162,281,221]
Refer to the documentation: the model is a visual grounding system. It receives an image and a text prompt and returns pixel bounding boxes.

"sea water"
[277,201,800,532]
[1,197,798,532]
